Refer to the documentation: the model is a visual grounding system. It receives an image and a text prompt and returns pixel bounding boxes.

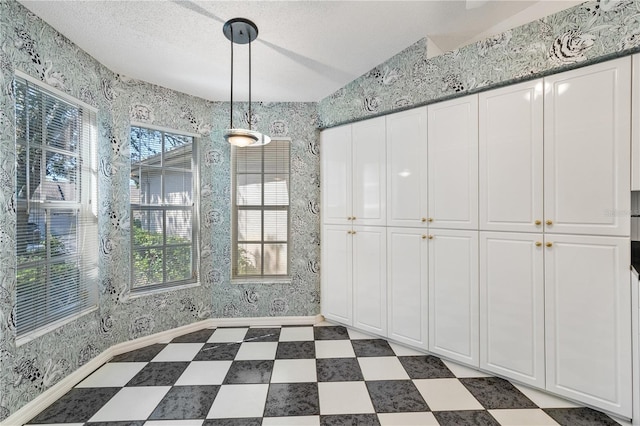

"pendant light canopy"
[223,18,271,147]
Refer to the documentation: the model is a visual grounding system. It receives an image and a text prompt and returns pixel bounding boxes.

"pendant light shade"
[223,18,271,147]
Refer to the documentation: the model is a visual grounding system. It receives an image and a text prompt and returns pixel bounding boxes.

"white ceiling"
[18,0,582,102]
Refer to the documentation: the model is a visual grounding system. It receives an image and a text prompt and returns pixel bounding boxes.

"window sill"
[129,281,201,299]
[231,277,292,285]
[16,306,98,348]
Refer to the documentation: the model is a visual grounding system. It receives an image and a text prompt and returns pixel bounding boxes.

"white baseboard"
[1,314,323,426]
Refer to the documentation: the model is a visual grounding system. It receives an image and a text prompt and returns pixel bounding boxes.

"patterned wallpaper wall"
[0,0,319,419]
[318,0,640,128]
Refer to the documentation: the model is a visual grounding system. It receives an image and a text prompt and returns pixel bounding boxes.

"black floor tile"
[148,385,219,420]
[460,377,537,409]
[314,326,349,340]
[351,339,395,357]
[316,358,364,382]
[223,360,274,384]
[125,361,189,386]
[202,419,262,426]
[398,355,456,379]
[276,341,316,359]
[320,414,381,425]
[434,410,501,426]
[194,342,241,361]
[27,387,120,424]
[264,383,320,417]
[171,328,216,343]
[245,327,281,342]
[543,407,620,426]
[110,344,166,362]
[366,380,429,413]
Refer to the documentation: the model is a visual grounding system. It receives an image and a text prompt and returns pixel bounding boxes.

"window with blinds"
[14,75,98,337]
[130,126,197,291]
[233,140,290,278]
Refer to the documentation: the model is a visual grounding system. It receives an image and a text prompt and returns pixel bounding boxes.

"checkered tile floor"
[26,323,627,425]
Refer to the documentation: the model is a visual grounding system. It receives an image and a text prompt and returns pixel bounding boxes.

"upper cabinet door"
[352,117,387,226]
[632,54,640,191]
[428,95,479,229]
[321,124,352,225]
[387,108,428,228]
[479,80,544,233]
[544,57,631,237]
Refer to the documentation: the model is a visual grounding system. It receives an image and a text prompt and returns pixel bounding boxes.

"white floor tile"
[144,421,204,426]
[513,384,580,409]
[347,328,374,340]
[262,416,320,425]
[318,382,375,415]
[413,378,483,411]
[151,343,204,362]
[88,386,170,422]
[207,384,269,418]
[174,361,233,385]
[279,326,314,342]
[75,362,147,388]
[315,340,355,358]
[378,412,439,425]
[489,409,560,425]
[234,342,278,360]
[389,342,425,356]
[358,357,409,380]
[25,424,85,426]
[271,359,317,383]
[207,327,248,343]
[442,360,492,378]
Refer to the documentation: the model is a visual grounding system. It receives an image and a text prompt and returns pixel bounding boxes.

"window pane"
[45,98,80,152]
[264,140,289,173]
[167,245,192,282]
[50,209,78,257]
[48,261,80,314]
[164,133,192,154]
[132,210,164,247]
[238,210,261,241]
[16,266,47,331]
[236,174,262,206]
[131,127,162,164]
[264,210,287,241]
[43,151,78,202]
[236,147,263,173]
[16,208,45,263]
[132,248,164,288]
[264,174,289,206]
[134,166,162,205]
[164,170,192,205]
[16,146,43,201]
[237,243,261,276]
[264,244,287,275]
[166,210,192,243]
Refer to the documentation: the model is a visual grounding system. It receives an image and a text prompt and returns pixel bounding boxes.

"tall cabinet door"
[479,80,543,233]
[428,229,479,366]
[387,108,428,228]
[320,125,352,225]
[321,225,353,325]
[353,226,387,335]
[544,57,630,236]
[545,234,631,417]
[428,95,478,230]
[387,227,429,349]
[480,232,545,388]
[352,117,386,227]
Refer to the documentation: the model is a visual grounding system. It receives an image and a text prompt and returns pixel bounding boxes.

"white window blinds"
[14,75,98,337]
[233,139,290,277]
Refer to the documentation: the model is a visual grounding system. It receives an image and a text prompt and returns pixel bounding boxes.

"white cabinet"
[387,108,429,228]
[320,224,353,325]
[479,232,545,388]
[353,226,387,335]
[544,234,631,417]
[428,95,478,230]
[632,54,640,191]
[544,57,630,237]
[387,227,429,349]
[479,80,544,233]
[428,229,479,366]
[320,117,386,226]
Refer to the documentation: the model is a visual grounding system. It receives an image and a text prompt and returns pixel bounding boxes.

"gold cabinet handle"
[352,231,356,235]
[535,220,542,225]
[546,220,553,226]
[546,242,553,248]
[535,241,542,247]
[428,235,434,240]
[428,218,434,222]
[421,217,427,223]
[352,217,356,221]
[421,234,427,239]
[347,230,352,234]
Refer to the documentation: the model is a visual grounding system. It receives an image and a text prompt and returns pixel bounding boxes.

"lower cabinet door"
[545,234,631,417]
[353,226,387,336]
[387,227,429,349]
[428,229,479,366]
[321,224,353,325]
[479,232,545,388]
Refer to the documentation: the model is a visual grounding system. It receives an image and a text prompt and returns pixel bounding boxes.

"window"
[233,140,290,278]
[14,73,98,337]
[129,125,198,291]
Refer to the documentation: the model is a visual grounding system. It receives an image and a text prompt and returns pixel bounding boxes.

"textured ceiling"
[18,0,582,102]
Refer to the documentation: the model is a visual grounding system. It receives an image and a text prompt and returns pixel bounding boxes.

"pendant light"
[223,18,271,147]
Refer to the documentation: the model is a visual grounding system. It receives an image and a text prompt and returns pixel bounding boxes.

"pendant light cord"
[249,35,252,131]
[230,27,234,129]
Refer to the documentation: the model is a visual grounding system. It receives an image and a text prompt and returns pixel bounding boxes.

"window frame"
[231,138,291,280]
[129,123,200,293]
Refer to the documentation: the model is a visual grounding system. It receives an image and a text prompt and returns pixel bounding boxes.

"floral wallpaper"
[318,0,640,127]
[0,0,319,419]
